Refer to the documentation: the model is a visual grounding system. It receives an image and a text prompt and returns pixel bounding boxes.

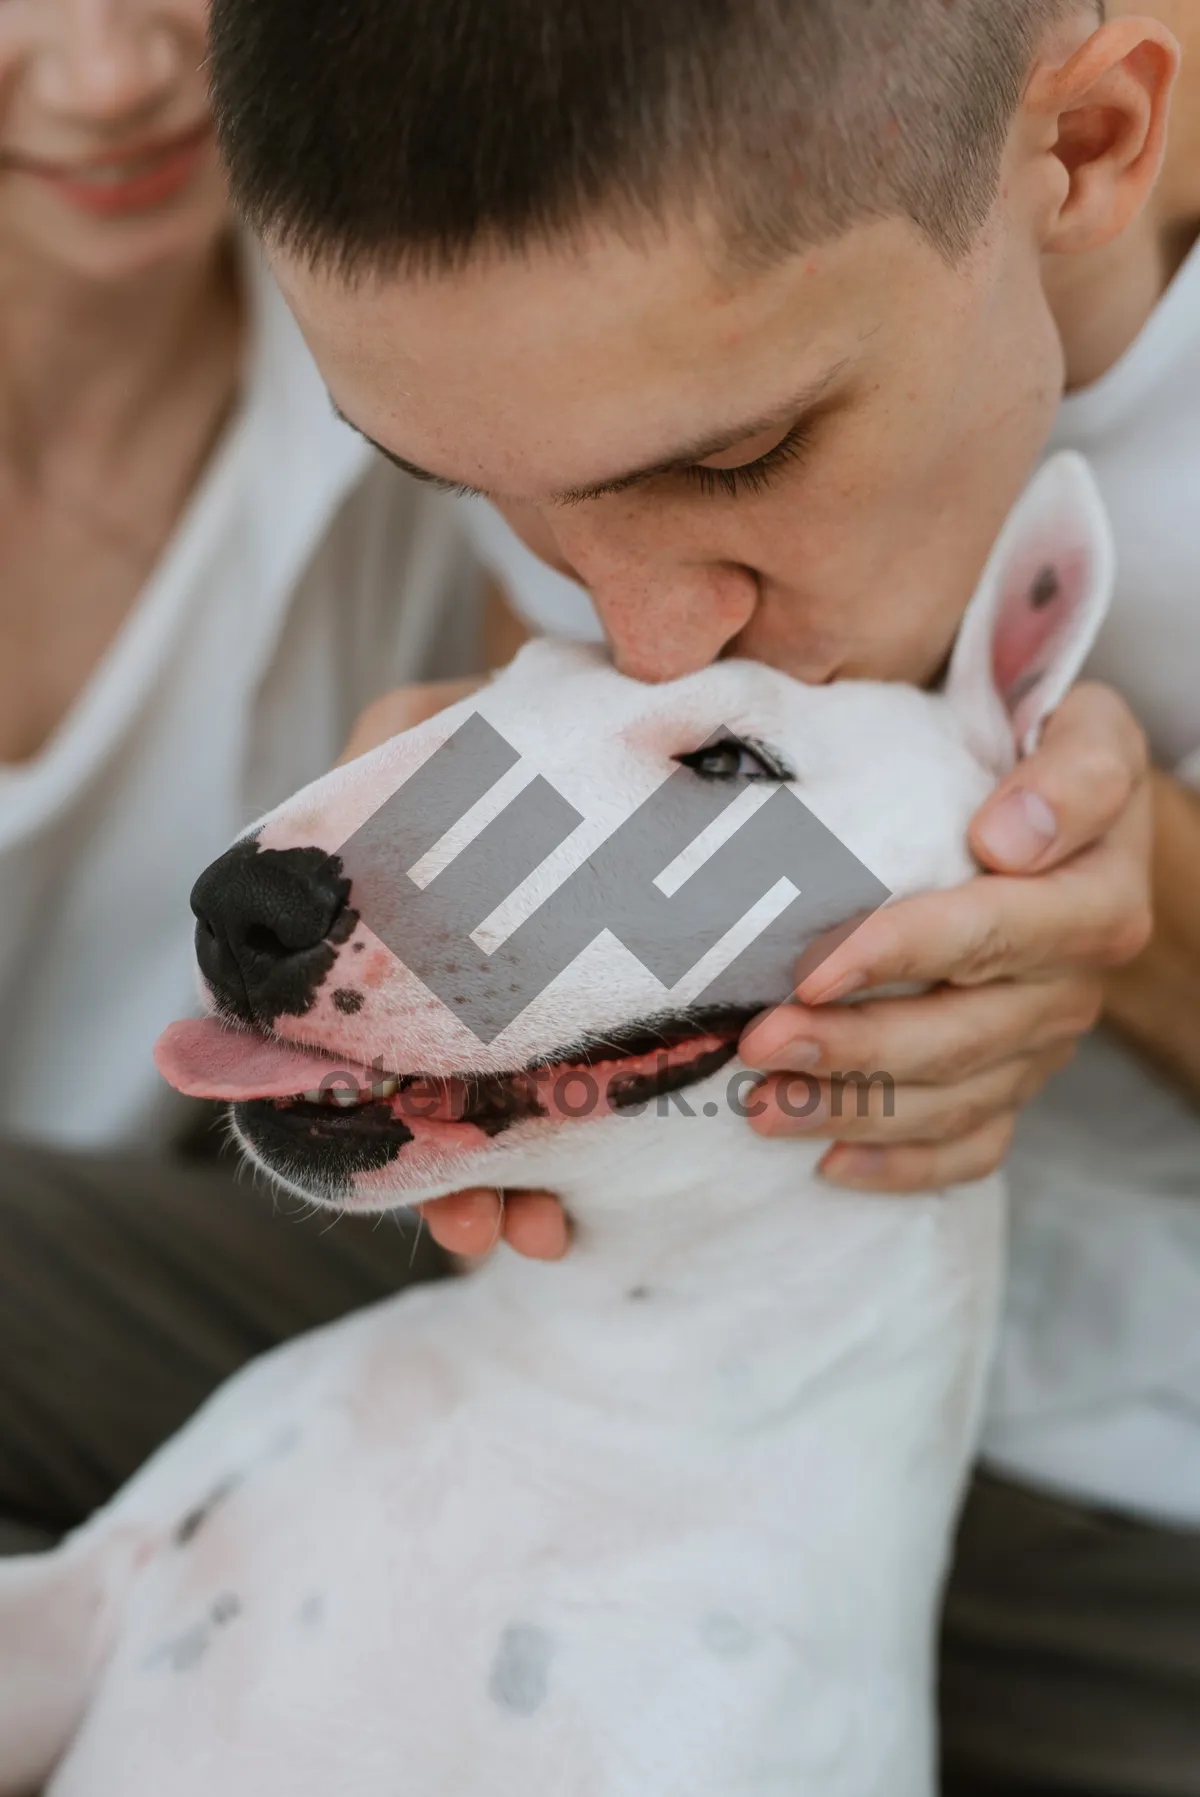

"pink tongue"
[154,1017,361,1101]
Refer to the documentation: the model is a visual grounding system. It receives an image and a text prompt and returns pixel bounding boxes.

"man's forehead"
[270,216,920,503]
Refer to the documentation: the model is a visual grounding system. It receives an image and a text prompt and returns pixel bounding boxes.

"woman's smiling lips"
[4,119,214,217]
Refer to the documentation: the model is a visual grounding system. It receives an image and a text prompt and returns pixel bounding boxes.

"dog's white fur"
[0,457,1112,1797]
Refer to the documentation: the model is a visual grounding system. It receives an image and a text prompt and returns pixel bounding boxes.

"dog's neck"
[457,1076,935,1426]
[464,1071,841,1329]
[485,1072,819,1252]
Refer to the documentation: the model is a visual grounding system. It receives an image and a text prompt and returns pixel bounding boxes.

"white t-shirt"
[0,246,480,1151]
[982,237,1200,1528]
[482,238,1200,1528]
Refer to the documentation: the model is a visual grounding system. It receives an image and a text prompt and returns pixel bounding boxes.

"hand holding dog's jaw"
[335,587,1148,1220]
[415,675,1151,1255]
[334,674,1150,1240]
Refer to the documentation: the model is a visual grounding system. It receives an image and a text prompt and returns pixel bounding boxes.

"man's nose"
[190,840,356,1028]
[545,513,760,681]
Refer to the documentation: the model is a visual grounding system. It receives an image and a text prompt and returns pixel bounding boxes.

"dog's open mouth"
[156,1005,762,1168]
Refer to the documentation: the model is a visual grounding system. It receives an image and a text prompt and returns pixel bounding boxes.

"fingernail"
[799,968,867,1006]
[820,1146,888,1184]
[976,788,1058,869]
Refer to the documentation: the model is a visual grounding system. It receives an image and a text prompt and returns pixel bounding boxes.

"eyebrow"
[330,360,850,505]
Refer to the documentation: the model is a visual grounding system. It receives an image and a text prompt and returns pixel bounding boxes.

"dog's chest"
[52,1412,922,1797]
[50,1182,1002,1797]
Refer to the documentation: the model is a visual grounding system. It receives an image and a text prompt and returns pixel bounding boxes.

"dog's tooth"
[302,1088,324,1104]
[330,1086,362,1108]
[371,1076,399,1100]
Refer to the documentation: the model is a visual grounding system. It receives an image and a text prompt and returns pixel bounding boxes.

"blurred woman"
[0,0,480,1147]
[0,0,477,1551]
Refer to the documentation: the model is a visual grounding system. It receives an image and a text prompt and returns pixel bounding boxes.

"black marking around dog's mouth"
[231,1003,768,1195]
[606,1040,739,1111]
[234,1096,414,1196]
[429,1018,751,1136]
[531,1003,760,1076]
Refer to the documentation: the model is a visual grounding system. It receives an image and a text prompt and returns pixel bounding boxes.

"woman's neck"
[0,232,245,765]
[0,234,242,477]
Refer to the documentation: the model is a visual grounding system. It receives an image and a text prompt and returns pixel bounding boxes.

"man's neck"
[1047,199,1200,393]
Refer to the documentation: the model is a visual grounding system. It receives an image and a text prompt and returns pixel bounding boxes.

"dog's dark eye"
[675,737,790,782]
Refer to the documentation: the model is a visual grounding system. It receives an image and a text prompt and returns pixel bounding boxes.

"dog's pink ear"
[946,453,1114,768]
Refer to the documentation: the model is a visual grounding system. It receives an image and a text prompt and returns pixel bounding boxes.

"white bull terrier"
[0,455,1111,1797]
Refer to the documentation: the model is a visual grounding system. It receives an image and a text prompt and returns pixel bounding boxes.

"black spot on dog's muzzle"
[190,839,358,1028]
[232,1098,412,1198]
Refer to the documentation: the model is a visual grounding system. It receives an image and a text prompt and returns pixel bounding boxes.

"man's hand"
[741,681,1152,1189]
[376,682,1153,1256]
[416,1187,571,1261]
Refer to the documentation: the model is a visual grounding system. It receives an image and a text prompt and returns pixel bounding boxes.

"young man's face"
[274,192,1065,689]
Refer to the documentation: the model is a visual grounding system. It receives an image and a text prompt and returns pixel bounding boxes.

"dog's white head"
[157,455,1111,1210]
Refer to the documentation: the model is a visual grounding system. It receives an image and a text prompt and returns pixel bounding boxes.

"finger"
[797,814,1151,1003]
[971,681,1149,874]
[749,1042,1074,1144]
[500,1190,571,1261]
[417,1187,505,1256]
[742,973,1102,1085]
[817,1112,1018,1193]
[336,677,484,767]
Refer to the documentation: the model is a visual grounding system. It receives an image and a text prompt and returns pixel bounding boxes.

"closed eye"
[682,421,814,500]
[675,737,792,782]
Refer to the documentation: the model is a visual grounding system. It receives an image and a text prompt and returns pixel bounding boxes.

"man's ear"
[1028,16,1179,255]
[946,453,1115,770]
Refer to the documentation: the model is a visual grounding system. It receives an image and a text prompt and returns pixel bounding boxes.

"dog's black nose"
[190,840,357,1027]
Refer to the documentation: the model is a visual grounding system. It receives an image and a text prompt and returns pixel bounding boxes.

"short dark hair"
[209,0,1089,275]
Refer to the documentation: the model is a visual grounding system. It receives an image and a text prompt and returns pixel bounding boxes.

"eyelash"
[386,416,816,503]
[682,422,814,501]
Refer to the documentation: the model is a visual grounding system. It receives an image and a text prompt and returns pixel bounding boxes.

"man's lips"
[6,120,214,215]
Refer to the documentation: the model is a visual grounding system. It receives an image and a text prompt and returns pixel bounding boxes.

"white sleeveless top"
[0,247,480,1150]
